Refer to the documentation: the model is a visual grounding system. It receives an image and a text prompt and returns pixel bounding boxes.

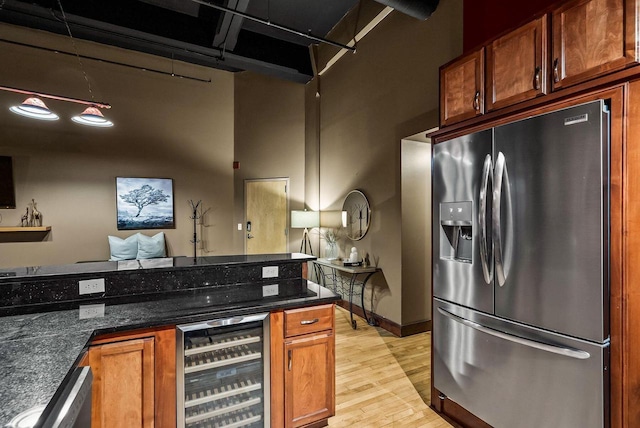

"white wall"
[401,139,432,325]
[311,0,463,325]
[0,24,235,267]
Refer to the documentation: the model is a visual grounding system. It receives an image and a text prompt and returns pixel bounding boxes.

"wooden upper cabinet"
[486,16,548,111]
[552,0,639,89]
[440,49,484,126]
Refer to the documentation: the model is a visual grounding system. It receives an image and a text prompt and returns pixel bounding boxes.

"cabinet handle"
[553,58,559,83]
[300,318,319,325]
[288,349,292,371]
[473,90,480,111]
[534,66,541,90]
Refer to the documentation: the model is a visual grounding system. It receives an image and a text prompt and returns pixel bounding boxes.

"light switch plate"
[262,266,278,278]
[238,223,243,231]
[262,284,279,297]
[79,278,105,295]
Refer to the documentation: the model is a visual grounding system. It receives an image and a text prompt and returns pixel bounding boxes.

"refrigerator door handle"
[493,151,507,286]
[479,154,493,284]
[437,306,591,360]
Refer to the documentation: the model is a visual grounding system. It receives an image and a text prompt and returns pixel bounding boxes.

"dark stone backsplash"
[0,256,308,309]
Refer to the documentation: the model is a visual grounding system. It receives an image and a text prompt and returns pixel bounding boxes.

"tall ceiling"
[0,0,360,83]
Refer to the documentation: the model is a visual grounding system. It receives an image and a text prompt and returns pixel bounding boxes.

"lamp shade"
[9,97,59,121]
[72,106,114,127]
[291,210,319,228]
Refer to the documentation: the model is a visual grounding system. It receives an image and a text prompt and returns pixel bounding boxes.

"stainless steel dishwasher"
[176,314,270,428]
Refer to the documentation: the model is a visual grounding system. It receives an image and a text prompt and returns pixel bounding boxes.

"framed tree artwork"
[116,177,175,230]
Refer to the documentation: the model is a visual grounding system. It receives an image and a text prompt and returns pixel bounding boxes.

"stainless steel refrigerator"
[432,100,610,428]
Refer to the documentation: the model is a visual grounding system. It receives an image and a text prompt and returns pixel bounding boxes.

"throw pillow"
[137,232,166,259]
[108,234,139,261]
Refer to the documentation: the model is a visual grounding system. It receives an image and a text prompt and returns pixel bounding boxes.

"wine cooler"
[177,314,270,428]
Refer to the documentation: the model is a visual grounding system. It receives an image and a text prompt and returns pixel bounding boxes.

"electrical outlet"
[79,278,105,295]
[262,284,279,297]
[78,304,105,320]
[262,266,279,278]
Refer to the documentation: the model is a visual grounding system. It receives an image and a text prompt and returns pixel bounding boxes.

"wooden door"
[440,48,484,126]
[284,333,335,427]
[245,179,288,254]
[552,0,638,89]
[88,338,155,428]
[486,16,547,111]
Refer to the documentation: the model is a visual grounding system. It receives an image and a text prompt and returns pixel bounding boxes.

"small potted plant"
[319,228,340,260]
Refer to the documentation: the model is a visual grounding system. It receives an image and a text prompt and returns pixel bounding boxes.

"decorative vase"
[325,242,339,260]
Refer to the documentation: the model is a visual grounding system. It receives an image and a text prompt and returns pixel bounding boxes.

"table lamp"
[291,209,319,255]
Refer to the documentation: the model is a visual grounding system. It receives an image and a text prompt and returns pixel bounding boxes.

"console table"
[311,258,381,329]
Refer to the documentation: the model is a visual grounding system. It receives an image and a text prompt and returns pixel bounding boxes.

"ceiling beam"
[189,0,356,52]
[211,0,249,51]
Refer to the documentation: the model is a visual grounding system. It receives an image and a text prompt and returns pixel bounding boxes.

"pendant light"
[9,97,59,121]
[1,0,113,127]
[71,106,113,127]
[58,0,114,128]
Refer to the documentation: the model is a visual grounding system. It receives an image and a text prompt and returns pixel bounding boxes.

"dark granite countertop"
[0,249,337,427]
[0,281,338,426]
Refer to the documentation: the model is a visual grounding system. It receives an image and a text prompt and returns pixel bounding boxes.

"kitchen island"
[0,253,339,427]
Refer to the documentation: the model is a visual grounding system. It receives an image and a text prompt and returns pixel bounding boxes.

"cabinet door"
[552,0,639,89]
[88,338,155,428]
[486,16,547,111]
[440,49,484,126]
[285,333,335,428]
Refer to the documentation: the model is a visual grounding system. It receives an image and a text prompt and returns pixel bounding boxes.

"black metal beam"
[189,0,356,52]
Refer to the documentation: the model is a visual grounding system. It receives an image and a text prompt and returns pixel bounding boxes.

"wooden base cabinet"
[88,338,155,428]
[81,327,176,428]
[285,333,334,427]
[271,304,336,428]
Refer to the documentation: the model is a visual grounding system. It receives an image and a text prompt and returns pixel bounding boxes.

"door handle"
[479,154,493,284]
[288,349,292,371]
[247,233,254,239]
[553,58,559,83]
[493,152,507,287]
[534,66,541,90]
[437,307,591,360]
[473,90,480,111]
[300,318,319,325]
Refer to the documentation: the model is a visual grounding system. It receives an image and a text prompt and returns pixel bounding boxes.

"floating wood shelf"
[0,226,51,233]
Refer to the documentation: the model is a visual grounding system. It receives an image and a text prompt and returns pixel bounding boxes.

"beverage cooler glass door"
[177,314,270,428]
[432,129,494,314]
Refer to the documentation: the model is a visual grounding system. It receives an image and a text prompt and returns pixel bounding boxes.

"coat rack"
[188,200,201,259]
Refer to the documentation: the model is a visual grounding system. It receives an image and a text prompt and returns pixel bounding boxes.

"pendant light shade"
[9,97,59,121]
[71,106,114,127]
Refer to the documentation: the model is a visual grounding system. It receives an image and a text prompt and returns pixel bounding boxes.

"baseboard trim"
[335,300,431,337]
[401,319,432,337]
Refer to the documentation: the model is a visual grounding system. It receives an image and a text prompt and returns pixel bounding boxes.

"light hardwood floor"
[329,307,451,428]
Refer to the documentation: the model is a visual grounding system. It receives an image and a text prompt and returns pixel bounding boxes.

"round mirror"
[342,190,371,240]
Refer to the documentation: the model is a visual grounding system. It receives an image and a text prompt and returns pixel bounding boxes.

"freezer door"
[433,298,609,428]
[493,100,609,342]
[432,129,494,314]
